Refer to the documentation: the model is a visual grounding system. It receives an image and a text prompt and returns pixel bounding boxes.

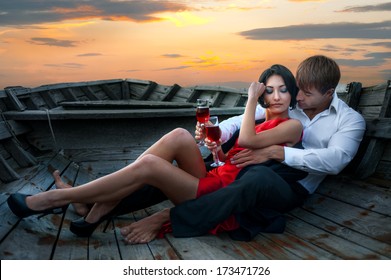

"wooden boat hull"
[0,78,390,259]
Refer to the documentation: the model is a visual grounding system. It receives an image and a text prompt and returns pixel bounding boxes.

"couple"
[7,55,366,244]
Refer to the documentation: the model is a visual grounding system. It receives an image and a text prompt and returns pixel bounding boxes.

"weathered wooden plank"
[0,215,64,259]
[146,201,269,260]
[3,107,245,120]
[0,153,20,182]
[246,234,300,259]
[60,100,194,110]
[64,147,146,163]
[17,79,124,94]
[190,85,247,94]
[0,153,70,250]
[0,120,31,140]
[0,152,55,195]
[29,153,71,191]
[186,88,203,103]
[234,95,247,107]
[286,211,387,259]
[53,165,121,260]
[51,162,89,260]
[365,118,391,139]
[121,81,130,100]
[100,84,120,100]
[303,194,391,246]
[79,161,129,177]
[162,84,181,101]
[119,209,180,260]
[374,160,391,181]
[289,208,391,259]
[88,229,121,260]
[51,227,89,260]
[0,187,31,242]
[0,154,56,238]
[4,88,26,111]
[124,78,151,85]
[258,230,340,260]
[138,82,157,100]
[115,216,158,260]
[40,90,58,109]
[3,138,37,167]
[60,88,77,101]
[0,155,69,259]
[318,176,391,216]
[211,91,225,107]
[345,82,362,110]
[80,86,99,100]
[355,81,391,178]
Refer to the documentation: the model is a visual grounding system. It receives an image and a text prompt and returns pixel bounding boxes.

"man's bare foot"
[52,170,89,216]
[120,208,170,244]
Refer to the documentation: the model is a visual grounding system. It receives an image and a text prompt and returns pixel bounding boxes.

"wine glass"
[196,99,210,146]
[205,116,225,167]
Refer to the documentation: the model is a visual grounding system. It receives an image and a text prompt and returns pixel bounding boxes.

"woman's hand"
[205,137,222,153]
[194,121,205,141]
[248,82,265,101]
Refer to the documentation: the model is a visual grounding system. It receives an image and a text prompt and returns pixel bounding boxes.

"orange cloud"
[51,5,100,15]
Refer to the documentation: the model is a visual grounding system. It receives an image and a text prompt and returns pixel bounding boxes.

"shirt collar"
[292,92,339,120]
[329,92,339,113]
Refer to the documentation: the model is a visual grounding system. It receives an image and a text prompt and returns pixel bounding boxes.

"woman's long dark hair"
[258,64,298,108]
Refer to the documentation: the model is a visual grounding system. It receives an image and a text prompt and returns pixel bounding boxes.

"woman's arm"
[238,82,303,149]
[218,105,266,143]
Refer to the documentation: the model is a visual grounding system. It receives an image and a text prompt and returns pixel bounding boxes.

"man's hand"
[230,145,285,168]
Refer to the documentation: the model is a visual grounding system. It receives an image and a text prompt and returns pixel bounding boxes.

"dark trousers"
[113,163,307,241]
[112,184,167,216]
[170,164,308,241]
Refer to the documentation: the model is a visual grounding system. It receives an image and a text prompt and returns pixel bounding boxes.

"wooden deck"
[1,148,390,260]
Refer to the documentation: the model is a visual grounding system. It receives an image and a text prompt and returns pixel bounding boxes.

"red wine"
[196,107,210,123]
[206,125,221,142]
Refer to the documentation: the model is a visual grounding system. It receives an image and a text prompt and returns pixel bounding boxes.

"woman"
[7,64,302,243]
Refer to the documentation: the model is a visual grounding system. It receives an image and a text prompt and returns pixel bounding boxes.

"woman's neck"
[265,110,289,121]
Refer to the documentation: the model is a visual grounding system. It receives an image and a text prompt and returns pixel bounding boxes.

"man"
[69,55,366,243]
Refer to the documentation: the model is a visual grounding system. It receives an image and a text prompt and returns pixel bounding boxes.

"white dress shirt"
[219,93,366,194]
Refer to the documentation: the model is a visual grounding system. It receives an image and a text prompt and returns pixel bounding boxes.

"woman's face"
[263,74,292,115]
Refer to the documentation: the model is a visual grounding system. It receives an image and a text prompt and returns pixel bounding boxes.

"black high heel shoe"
[70,214,112,237]
[7,193,66,219]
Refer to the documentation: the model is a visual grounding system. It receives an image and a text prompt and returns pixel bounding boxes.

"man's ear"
[326,88,335,97]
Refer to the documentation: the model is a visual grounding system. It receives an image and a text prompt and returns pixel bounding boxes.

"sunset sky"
[0,0,390,90]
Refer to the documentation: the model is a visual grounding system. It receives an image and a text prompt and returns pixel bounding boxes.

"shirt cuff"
[283,146,304,167]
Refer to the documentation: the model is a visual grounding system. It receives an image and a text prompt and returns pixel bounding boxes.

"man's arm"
[219,104,265,143]
[284,114,365,174]
[232,109,366,174]
[230,145,284,168]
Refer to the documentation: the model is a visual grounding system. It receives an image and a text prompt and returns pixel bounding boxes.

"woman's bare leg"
[81,127,205,223]
[53,170,90,216]
[83,201,119,223]
[24,129,206,212]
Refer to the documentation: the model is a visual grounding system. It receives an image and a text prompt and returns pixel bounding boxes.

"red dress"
[159,118,290,237]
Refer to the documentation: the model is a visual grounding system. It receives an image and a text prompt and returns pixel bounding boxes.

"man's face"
[296,86,333,117]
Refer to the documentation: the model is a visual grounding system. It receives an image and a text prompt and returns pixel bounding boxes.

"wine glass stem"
[213,148,219,164]
[198,123,205,145]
